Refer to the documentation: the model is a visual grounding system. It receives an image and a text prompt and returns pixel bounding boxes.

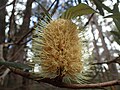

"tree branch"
[61,80,120,89]
[15,28,34,45]
[10,67,120,89]
[0,68,10,85]
[93,55,120,65]
[51,0,59,16]
[84,13,94,28]
[0,45,10,85]
[48,0,56,11]
[0,1,14,10]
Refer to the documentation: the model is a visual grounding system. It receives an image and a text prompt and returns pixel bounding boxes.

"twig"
[0,68,10,85]
[15,0,58,45]
[0,28,33,47]
[15,0,34,45]
[8,0,16,40]
[0,42,14,46]
[84,13,94,28]
[0,1,14,10]
[15,28,35,45]
[20,38,32,45]
[9,45,24,61]
[48,0,56,11]
[93,56,120,65]
[0,45,10,85]
[51,0,59,16]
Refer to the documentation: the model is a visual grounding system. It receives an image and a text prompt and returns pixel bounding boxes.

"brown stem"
[10,67,120,89]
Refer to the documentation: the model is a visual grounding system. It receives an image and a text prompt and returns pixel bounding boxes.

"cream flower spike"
[31,4,97,84]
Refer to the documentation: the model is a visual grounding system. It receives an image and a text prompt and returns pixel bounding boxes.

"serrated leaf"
[60,3,97,19]
[0,61,32,70]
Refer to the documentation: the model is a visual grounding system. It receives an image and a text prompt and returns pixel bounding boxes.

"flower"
[31,18,95,84]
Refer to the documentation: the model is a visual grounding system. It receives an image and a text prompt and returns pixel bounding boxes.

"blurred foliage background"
[0,0,120,90]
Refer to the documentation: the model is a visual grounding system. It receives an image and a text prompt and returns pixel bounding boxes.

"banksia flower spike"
[31,4,96,84]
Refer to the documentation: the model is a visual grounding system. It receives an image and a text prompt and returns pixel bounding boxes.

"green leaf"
[0,61,32,70]
[111,31,120,45]
[111,31,120,38]
[113,3,119,13]
[114,37,120,45]
[113,19,120,32]
[104,13,120,19]
[92,0,104,16]
[93,0,112,15]
[60,3,97,19]
[112,3,120,32]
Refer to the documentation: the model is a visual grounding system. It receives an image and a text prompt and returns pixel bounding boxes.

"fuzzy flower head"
[31,4,96,84]
[40,19,83,78]
[32,18,83,77]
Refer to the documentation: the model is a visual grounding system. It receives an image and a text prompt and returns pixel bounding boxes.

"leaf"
[92,0,104,16]
[104,13,120,19]
[111,31,120,45]
[112,3,120,32]
[78,0,81,3]
[60,3,97,19]
[110,31,120,38]
[99,2,112,13]
[0,61,32,70]
[113,3,119,13]
[114,37,120,45]
[35,0,52,20]
[93,0,112,15]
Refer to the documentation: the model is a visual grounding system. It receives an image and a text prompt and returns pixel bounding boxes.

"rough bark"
[0,0,7,44]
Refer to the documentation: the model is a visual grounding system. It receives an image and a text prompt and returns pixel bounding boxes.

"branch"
[93,55,120,65]
[61,80,120,89]
[0,68,10,85]
[0,1,14,10]
[51,0,59,16]
[15,28,34,45]
[84,13,94,28]
[10,67,120,89]
[0,45,10,85]
[48,0,56,11]
[14,0,59,45]
[15,0,34,45]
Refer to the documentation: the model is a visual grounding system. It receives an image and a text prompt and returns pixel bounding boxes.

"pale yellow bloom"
[32,19,94,84]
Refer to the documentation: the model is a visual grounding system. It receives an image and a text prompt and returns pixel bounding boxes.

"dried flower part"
[38,19,83,79]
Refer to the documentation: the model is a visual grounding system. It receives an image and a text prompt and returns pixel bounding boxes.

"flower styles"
[32,18,95,84]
